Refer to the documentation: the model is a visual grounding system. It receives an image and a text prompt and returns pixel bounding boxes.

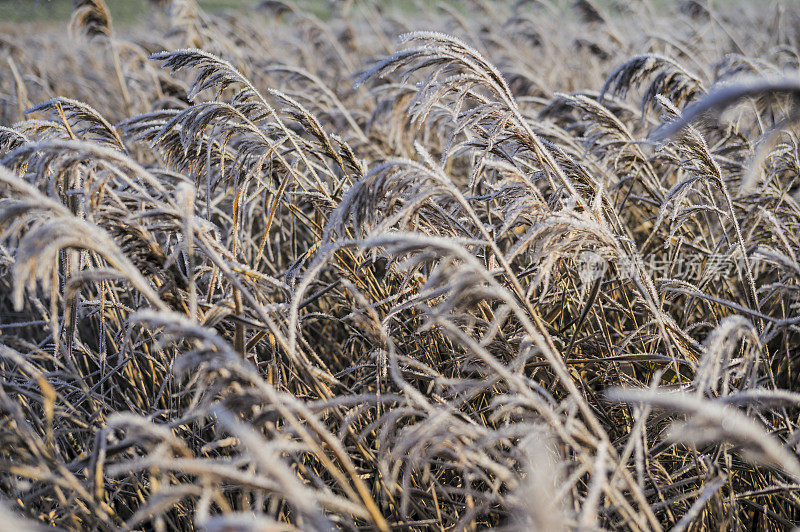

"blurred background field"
[0,0,450,26]
[0,0,251,24]
[0,0,683,27]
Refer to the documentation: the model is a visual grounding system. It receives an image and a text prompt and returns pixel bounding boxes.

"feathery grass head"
[69,0,114,39]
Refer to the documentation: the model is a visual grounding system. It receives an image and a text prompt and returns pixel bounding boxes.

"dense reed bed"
[2,0,800,529]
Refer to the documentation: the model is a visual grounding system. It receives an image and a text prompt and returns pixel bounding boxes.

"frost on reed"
[1,0,800,529]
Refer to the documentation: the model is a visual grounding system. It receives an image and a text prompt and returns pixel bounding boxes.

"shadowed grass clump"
[1,0,800,529]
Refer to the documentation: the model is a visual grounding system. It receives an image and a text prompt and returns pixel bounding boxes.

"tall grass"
[1,0,800,529]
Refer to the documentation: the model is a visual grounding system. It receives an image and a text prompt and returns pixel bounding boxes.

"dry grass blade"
[606,388,800,480]
[653,75,800,140]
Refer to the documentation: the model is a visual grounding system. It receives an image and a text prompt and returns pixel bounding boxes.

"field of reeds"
[1,0,800,529]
